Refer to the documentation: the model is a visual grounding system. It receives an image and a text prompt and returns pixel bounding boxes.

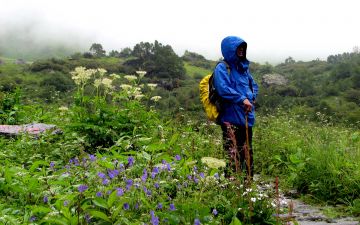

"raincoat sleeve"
[213,63,246,103]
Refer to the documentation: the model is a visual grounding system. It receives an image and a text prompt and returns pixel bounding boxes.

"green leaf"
[168,133,179,146]
[289,154,302,164]
[88,210,111,222]
[140,151,151,161]
[29,160,48,172]
[229,216,242,225]
[31,205,52,214]
[41,218,69,225]
[107,191,117,208]
[273,155,282,162]
[93,198,108,210]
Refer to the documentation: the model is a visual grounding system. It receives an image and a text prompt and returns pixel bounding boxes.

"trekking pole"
[245,114,251,183]
[245,113,253,223]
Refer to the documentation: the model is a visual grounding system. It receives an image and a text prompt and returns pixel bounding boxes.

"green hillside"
[0,42,359,223]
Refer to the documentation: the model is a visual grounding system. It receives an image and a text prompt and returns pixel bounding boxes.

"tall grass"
[255,109,360,209]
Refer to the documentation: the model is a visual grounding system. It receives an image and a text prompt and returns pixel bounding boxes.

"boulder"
[15,59,26,64]
[0,123,62,137]
[262,73,288,88]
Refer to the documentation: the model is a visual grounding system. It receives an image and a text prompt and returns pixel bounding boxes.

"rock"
[0,123,62,136]
[15,59,26,64]
[262,73,288,87]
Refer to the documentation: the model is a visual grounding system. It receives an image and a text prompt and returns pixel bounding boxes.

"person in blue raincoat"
[213,36,259,178]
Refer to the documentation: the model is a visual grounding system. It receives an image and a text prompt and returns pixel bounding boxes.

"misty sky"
[1,0,359,63]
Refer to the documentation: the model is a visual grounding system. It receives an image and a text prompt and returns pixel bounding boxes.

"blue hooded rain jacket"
[213,36,259,127]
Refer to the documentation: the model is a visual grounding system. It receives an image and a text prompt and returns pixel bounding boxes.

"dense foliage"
[0,44,359,223]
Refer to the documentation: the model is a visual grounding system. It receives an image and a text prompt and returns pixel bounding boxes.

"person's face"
[236,46,245,58]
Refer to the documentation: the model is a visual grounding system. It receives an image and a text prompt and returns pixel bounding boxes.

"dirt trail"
[284,198,359,225]
[254,175,359,225]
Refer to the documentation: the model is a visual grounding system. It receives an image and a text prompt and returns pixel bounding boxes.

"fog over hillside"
[1,0,359,64]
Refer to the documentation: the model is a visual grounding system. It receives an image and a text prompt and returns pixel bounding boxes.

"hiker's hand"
[243,99,252,113]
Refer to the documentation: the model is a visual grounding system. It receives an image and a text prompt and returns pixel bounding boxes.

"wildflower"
[201,157,226,169]
[175,154,181,161]
[127,156,135,167]
[187,175,192,180]
[102,179,110,185]
[58,106,69,111]
[154,183,159,189]
[73,158,80,166]
[70,66,94,86]
[166,163,171,171]
[108,169,119,179]
[96,191,102,197]
[119,163,125,171]
[85,213,91,223]
[194,177,199,184]
[151,172,156,179]
[102,78,113,89]
[43,196,48,203]
[64,200,69,206]
[126,179,133,190]
[147,83,157,90]
[29,216,37,222]
[89,154,96,162]
[49,161,55,169]
[157,203,163,209]
[194,218,201,225]
[120,84,133,90]
[150,96,162,102]
[135,202,139,209]
[124,75,137,81]
[110,73,120,79]
[251,197,257,202]
[146,189,152,196]
[212,208,218,216]
[214,173,219,179]
[78,185,88,193]
[136,70,147,78]
[116,188,124,196]
[153,167,159,174]
[150,210,159,225]
[141,168,148,182]
[97,172,106,179]
[169,203,176,211]
[97,68,107,77]
[135,94,145,100]
[123,203,129,210]
[199,172,205,178]
[94,79,102,88]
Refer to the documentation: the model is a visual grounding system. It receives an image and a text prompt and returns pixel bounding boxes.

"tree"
[108,50,120,57]
[90,43,106,57]
[125,40,185,81]
[119,47,132,58]
[285,56,295,64]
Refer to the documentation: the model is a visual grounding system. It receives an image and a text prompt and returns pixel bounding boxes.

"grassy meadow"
[0,51,359,224]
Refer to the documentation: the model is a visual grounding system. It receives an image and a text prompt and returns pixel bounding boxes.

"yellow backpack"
[199,61,230,122]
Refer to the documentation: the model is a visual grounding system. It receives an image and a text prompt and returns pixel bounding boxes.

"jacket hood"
[221,36,249,66]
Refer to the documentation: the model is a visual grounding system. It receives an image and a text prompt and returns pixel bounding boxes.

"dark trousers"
[221,123,254,178]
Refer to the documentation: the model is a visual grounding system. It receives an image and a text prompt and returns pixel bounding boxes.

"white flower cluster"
[124,75,137,82]
[147,83,158,90]
[150,96,162,102]
[70,66,96,86]
[136,71,147,79]
[201,157,226,169]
